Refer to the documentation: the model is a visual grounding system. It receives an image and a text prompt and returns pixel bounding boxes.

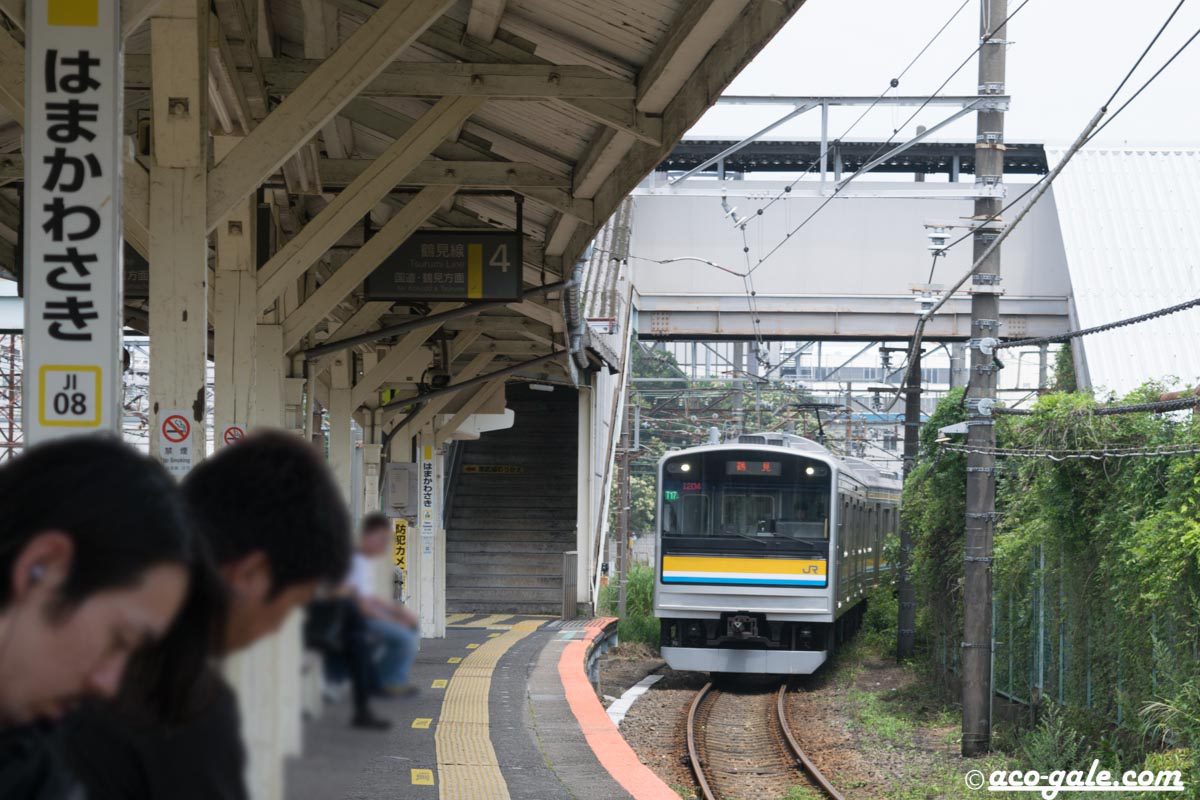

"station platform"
[285,614,676,800]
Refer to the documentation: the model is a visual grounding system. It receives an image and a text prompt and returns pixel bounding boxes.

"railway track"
[685,681,844,800]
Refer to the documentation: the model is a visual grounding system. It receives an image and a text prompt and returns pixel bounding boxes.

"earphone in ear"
[29,565,46,583]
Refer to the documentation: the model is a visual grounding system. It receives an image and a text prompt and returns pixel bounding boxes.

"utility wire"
[744,0,974,223]
[893,8,1200,406]
[994,393,1200,416]
[927,7,1196,280]
[940,442,1200,459]
[994,297,1200,350]
[743,0,1034,276]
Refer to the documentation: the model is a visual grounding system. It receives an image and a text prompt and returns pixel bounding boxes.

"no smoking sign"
[158,409,194,478]
[221,425,246,446]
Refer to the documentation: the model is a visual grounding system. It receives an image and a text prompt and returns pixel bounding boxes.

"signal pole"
[896,345,920,660]
[963,0,1008,757]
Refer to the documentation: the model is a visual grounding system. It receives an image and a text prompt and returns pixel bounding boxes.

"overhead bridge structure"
[630,139,1200,395]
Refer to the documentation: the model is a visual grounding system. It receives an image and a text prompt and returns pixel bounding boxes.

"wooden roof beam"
[434,378,505,447]
[636,0,750,114]
[256,95,481,308]
[351,301,458,407]
[0,28,24,126]
[205,0,455,231]
[562,0,804,267]
[282,184,457,350]
[465,0,505,44]
[318,159,568,188]
[259,59,636,100]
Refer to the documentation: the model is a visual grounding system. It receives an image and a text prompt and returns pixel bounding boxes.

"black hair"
[180,430,352,591]
[361,511,391,536]
[0,434,195,612]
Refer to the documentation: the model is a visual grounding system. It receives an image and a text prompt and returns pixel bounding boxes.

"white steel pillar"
[212,137,256,446]
[147,0,208,467]
[224,318,299,800]
[576,384,594,609]
[328,352,354,503]
[415,424,446,638]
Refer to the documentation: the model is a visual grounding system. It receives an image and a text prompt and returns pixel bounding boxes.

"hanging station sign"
[23,0,123,442]
[364,231,523,302]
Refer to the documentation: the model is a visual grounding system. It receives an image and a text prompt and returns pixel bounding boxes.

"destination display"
[364,231,522,302]
[726,460,782,476]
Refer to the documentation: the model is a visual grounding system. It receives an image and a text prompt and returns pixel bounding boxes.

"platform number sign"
[22,0,123,443]
[364,231,523,302]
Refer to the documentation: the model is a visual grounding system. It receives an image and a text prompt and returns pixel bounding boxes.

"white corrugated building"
[1047,148,1200,396]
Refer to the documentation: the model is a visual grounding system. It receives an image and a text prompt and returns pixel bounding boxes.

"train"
[653,432,901,674]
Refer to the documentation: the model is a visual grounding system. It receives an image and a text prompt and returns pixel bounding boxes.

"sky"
[688,0,1200,148]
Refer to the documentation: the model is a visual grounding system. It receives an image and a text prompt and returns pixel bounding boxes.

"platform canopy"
[0,0,806,391]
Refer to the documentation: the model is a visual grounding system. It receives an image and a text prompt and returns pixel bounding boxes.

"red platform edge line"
[557,617,679,800]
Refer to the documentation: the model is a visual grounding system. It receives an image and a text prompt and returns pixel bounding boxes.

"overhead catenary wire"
[994,296,1200,350]
[742,0,974,224]
[994,393,1200,416]
[740,0,1035,277]
[892,8,1200,407]
[939,442,1200,459]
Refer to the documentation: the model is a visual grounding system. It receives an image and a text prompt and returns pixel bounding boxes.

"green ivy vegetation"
[598,564,659,646]
[903,360,1200,790]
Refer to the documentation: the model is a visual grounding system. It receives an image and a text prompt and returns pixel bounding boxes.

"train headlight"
[680,463,691,472]
[684,621,704,644]
[805,466,815,476]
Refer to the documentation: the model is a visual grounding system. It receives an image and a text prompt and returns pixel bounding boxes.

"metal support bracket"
[966,511,999,521]
[967,466,996,474]
[976,318,1000,331]
[964,555,994,563]
[961,641,992,649]
[968,337,999,356]
[967,396,995,416]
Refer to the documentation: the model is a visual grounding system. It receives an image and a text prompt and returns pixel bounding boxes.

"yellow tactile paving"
[445,613,473,625]
[435,619,544,800]
[450,613,516,628]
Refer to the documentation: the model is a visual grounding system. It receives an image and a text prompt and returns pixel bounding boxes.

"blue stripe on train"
[662,576,827,587]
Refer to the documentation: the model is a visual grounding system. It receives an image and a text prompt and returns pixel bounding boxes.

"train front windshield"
[660,450,832,557]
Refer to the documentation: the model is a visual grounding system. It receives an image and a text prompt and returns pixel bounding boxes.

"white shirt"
[346,553,374,598]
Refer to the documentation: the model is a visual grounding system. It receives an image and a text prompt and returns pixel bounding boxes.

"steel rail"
[685,681,717,800]
[776,683,845,800]
[685,681,844,800]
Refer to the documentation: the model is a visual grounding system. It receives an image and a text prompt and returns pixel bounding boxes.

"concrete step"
[446,600,561,615]
[450,495,575,509]
[449,506,574,519]
[447,587,562,605]
[447,526,575,540]
[446,572,563,589]
[448,554,564,573]
[446,533,574,547]
[447,539,573,554]
[447,519,575,533]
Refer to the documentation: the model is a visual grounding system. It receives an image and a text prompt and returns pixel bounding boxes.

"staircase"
[445,384,578,614]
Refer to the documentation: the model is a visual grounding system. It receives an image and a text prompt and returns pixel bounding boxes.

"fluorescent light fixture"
[529,383,554,392]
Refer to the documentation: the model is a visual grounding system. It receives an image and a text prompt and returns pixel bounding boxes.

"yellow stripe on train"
[663,555,827,576]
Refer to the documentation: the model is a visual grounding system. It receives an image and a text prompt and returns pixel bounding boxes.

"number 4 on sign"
[489,244,510,273]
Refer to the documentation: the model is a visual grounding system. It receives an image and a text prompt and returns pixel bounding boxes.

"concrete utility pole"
[896,346,920,660]
[616,383,632,616]
[963,0,1008,757]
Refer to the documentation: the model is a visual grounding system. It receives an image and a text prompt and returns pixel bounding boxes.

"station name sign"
[23,0,123,442]
[364,231,522,302]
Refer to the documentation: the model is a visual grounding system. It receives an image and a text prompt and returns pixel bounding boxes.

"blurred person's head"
[0,436,194,727]
[359,512,391,558]
[182,431,351,653]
